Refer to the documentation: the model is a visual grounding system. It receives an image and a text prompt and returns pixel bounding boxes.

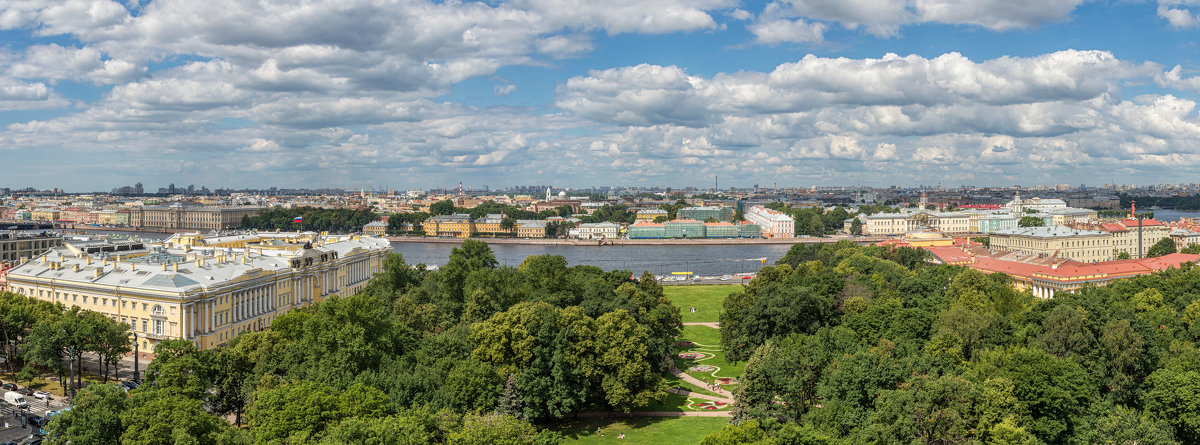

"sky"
[1,0,1200,192]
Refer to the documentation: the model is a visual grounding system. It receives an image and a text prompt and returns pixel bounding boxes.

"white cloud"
[748,18,827,44]
[1156,65,1200,92]
[749,0,1086,42]
[1158,0,1200,28]
[9,44,144,84]
[495,84,517,97]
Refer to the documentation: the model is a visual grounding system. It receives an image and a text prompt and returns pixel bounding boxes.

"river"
[65,229,791,275]
[1143,209,1200,222]
[391,242,794,276]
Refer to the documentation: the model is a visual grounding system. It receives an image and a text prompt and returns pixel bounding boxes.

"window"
[142,320,147,331]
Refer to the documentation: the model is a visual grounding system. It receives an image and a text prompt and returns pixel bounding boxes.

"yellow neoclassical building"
[5,231,389,353]
[987,226,1113,263]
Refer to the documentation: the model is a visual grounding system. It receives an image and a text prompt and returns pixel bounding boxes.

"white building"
[746,206,794,239]
[861,211,973,236]
[1007,192,1068,213]
[576,222,621,240]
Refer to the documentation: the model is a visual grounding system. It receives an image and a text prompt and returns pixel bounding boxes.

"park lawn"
[674,326,747,394]
[661,372,724,398]
[1,372,107,397]
[682,324,721,346]
[553,416,729,444]
[664,284,741,323]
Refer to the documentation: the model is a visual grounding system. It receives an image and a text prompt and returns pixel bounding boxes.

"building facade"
[5,232,389,352]
[988,226,1113,263]
[745,206,794,238]
[677,206,734,222]
[576,222,621,240]
[0,231,63,265]
[129,205,263,230]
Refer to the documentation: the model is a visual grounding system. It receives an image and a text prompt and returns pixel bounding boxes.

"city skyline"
[1,1,1199,190]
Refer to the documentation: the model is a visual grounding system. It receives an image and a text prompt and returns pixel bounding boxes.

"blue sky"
[1,0,1199,192]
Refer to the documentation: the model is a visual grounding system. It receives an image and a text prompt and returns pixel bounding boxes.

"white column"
[183,304,190,339]
[209,300,214,331]
[189,303,196,338]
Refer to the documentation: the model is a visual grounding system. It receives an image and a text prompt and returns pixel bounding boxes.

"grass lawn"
[664,284,741,323]
[674,325,746,393]
[1,372,108,397]
[681,325,721,346]
[553,416,729,444]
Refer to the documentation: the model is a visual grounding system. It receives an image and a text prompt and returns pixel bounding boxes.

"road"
[0,392,69,443]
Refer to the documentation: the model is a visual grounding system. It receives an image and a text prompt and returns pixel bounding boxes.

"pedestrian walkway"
[667,360,734,401]
[682,322,721,328]
[666,387,732,403]
[577,410,732,418]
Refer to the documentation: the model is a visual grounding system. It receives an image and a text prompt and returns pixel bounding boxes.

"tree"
[1018,216,1045,227]
[807,214,825,237]
[0,291,62,374]
[1148,237,1177,257]
[429,200,456,216]
[44,383,128,444]
[1118,251,1132,260]
[248,378,392,444]
[121,392,232,445]
[652,216,668,223]
[850,218,863,235]
[446,413,557,444]
[1183,244,1200,254]
[865,375,978,444]
[500,217,516,233]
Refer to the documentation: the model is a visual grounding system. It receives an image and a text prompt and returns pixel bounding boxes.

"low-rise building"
[516,220,546,238]
[5,232,389,352]
[635,209,668,223]
[677,206,734,222]
[745,206,794,238]
[1171,228,1200,251]
[988,226,1113,263]
[926,246,1200,299]
[424,214,474,238]
[129,204,262,230]
[0,231,63,265]
[363,221,388,236]
[576,222,621,240]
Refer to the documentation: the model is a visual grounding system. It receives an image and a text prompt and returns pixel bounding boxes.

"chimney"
[94,267,103,277]
[73,264,80,272]
[129,263,135,271]
[162,263,167,271]
[85,256,92,265]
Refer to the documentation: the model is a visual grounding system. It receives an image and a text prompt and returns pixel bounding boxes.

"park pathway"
[666,387,731,403]
[577,410,733,418]
[682,322,721,328]
[668,360,735,401]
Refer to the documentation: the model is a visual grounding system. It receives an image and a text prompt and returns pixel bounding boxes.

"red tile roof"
[926,247,974,264]
[1101,223,1129,232]
[1121,219,1164,227]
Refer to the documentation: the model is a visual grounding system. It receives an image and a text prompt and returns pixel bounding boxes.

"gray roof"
[990,226,1107,238]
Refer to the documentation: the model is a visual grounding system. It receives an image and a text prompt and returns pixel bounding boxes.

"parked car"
[15,387,31,396]
[31,391,50,400]
[0,383,15,391]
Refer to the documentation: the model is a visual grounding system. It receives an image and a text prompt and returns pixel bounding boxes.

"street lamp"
[132,333,140,382]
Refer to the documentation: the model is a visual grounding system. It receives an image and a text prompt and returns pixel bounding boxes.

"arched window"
[152,304,165,316]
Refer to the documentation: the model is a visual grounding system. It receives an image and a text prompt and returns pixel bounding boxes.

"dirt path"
[682,322,721,328]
